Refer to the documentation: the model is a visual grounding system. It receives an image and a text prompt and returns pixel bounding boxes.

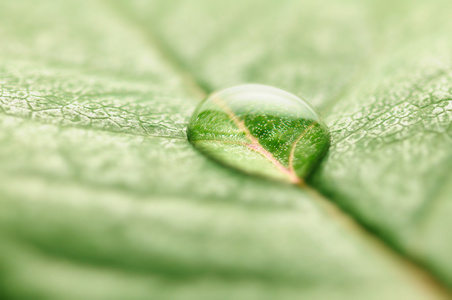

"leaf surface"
[118,0,452,289]
[0,0,451,299]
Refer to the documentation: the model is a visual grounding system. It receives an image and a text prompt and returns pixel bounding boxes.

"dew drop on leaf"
[187,84,330,184]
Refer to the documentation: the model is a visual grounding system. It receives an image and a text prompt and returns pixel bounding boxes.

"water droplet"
[187,84,330,184]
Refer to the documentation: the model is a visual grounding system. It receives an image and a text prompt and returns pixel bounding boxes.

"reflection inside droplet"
[187,84,330,184]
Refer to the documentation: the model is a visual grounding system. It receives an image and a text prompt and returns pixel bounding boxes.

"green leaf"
[118,0,452,289]
[0,0,451,299]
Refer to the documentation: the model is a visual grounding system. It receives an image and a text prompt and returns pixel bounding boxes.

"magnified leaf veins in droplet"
[187,84,330,184]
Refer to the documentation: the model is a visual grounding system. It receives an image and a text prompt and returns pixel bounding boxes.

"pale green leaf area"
[0,0,451,299]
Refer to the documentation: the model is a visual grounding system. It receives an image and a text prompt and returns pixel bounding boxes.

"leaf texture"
[0,0,451,299]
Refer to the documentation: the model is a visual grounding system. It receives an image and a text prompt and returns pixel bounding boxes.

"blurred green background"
[1,0,452,299]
